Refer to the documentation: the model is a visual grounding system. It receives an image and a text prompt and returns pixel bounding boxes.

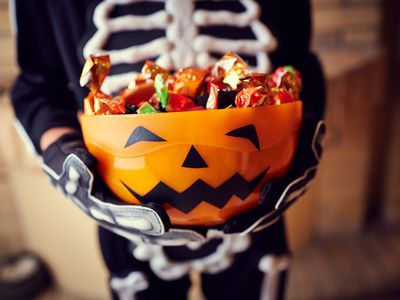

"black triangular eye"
[124,126,166,148]
[226,124,260,151]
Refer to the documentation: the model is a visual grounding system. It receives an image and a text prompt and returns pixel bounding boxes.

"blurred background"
[0,0,399,299]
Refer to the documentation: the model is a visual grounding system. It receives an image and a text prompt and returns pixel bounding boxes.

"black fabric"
[202,219,288,300]
[99,218,288,300]
[99,227,191,300]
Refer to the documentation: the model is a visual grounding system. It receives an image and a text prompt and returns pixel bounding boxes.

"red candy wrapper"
[272,66,302,99]
[166,94,196,112]
[235,87,267,108]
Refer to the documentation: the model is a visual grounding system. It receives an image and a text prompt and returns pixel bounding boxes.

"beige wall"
[312,0,381,47]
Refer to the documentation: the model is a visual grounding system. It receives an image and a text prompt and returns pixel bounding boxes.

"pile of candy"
[80,52,302,115]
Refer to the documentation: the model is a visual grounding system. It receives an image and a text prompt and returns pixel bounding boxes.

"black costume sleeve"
[11,0,80,154]
[262,0,325,120]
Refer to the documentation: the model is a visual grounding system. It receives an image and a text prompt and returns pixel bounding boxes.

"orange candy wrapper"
[81,55,126,115]
[173,67,208,99]
[80,52,302,115]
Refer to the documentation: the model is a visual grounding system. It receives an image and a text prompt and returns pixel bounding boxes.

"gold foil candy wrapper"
[141,60,170,80]
[173,67,209,98]
[80,55,111,90]
[84,91,126,115]
[240,73,274,89]
[84,91,112,115]
[213,51,249,89]
[279,72,302,99]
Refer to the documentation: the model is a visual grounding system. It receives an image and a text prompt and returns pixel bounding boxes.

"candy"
[154,74,169,109]
[272,66,302,99]
[166,94,195,112]
[206,80,230,93]
[142,60,170,80]
[82,52,303,115]
[213,51,249,89]
[235,87,267,108]
[106,96,126,114]
[120,82,155,105]
[90,92,127,115]
[271,89,294,105]
[240,73,274,89]
[173,67,208,99]
[206,83,218,110]
[80,55,110,90]
[92,91,114,115]
[137,102,158,114]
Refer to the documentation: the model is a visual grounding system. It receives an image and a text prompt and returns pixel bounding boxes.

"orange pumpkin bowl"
[80,101,302,226]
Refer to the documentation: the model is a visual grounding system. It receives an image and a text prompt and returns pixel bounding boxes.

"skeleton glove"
[41,132,170,237]
[223,118,326,234]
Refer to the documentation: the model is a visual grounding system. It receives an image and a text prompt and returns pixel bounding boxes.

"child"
[11,1,325,299]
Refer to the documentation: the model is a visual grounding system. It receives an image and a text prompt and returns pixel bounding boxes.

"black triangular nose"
[182,146,208,168]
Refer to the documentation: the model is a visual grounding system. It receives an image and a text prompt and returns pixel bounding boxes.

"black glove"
[221,118,326,234]
[41,132,171,239]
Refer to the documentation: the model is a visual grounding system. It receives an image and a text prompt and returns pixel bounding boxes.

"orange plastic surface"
[81,101,302,226]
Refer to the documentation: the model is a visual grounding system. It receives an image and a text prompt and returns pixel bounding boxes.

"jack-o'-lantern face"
[81,102,302,226]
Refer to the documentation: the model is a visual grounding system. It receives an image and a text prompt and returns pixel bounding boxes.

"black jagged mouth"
[120,168,269,214]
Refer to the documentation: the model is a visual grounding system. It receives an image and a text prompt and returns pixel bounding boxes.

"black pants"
[99,219,289,300]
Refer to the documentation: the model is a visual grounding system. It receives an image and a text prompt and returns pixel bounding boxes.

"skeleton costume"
[11,1,325,299]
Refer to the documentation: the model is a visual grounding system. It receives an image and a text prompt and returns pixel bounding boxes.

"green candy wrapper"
[154,74,169,109]
[137,102,158,114]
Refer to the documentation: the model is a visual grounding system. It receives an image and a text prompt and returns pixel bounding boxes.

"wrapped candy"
[141,60,170,80]
[212,51,249,89]
[81,52,303,115]
[166,94,195,112]
[120,82,155,105]
[173,67,208,99]
[106,96,126,114]
[206,83,219,110]
[80,55,110,89]
[84,91,110,115]
[154,74,169,109]
[240,73,274,89]
[206,80,230,93]
[137,102,158,114]
[235,87,268,108]
[81,55,128,115]
[272,66,302,99]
